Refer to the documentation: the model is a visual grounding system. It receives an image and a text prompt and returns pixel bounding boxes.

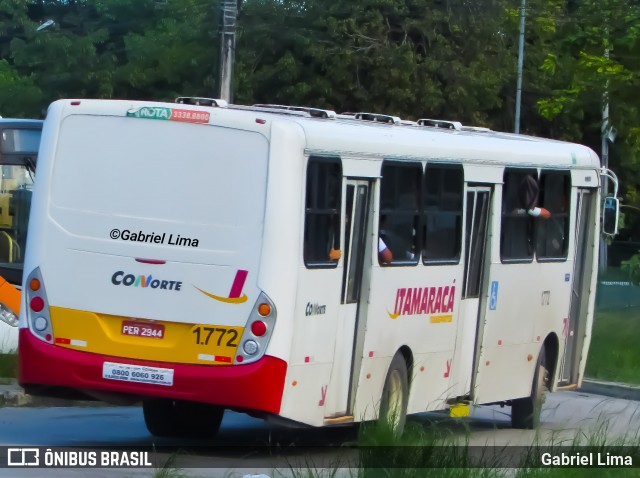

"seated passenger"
[379,237,393,264]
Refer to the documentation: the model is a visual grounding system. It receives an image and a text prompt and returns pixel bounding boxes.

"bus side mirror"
[602,196,619,236]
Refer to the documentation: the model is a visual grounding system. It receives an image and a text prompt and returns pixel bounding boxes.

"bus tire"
[511,348,549,429]
[378,353,409,437]
[143,399,224,438]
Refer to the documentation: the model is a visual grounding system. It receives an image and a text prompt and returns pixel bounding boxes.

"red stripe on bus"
[135,258,166,265]
[229,270,248,298]
[19,329,286,415]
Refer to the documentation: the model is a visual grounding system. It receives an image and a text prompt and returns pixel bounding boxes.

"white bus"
[19,98,618,437]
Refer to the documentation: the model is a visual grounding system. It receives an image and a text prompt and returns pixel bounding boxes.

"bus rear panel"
[20,102,287,414]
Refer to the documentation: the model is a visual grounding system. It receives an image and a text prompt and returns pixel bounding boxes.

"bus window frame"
[379,159,422,267]
[535,170,571,262]
[422,162,464,266]
[303,155,343,269]
[500,167,538,264]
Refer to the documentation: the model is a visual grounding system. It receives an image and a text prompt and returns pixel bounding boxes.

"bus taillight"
[258,303,271,316]
[235,292,277,365]
[29,297,44,312]
[24,268,53,344]
[251,320,267,337]
[29,278,41,291]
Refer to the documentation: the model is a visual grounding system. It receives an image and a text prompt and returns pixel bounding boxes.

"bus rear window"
[50,115,268,235]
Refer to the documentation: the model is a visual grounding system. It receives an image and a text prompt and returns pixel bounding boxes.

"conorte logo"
[8,448,40,466]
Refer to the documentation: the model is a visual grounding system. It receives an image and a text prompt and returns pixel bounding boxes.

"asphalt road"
[0,390,637,477]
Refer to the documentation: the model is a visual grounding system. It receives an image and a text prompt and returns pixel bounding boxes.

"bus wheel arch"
[378,347,413,437]
[143,398,224,438]
[511,339,554,429]
[542,333,559,389]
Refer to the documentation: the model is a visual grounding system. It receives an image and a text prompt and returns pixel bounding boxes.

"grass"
[586,308,640,384]
[0,353,17,379]
[513,421,640,477]
[283,419,507,478]
[354,422,505,477]
[312,417,640,478]
[131,419,640,478]
[151,453,192,478]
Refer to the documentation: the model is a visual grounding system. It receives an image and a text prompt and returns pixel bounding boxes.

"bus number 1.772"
[192,326,239,347]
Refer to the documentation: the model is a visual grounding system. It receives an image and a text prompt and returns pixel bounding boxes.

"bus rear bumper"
[18,329,287,414]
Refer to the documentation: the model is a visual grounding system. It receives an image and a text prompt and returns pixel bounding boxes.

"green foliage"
[621,254,640,286]
[586,308,640,383]
[537,91,579,120]
[533,0,640,219]
[0,59,44,117]
[579,52,632,81]
[236,0,516,126]
[0,353,17,378]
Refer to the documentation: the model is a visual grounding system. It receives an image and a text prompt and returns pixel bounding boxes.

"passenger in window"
[328,214,342,261]
[378,216,393,264]
[379,236,393,264]
[379,214,417,262]
[329,247,341,261]
[548,184,570,255]
[518,175,551,219]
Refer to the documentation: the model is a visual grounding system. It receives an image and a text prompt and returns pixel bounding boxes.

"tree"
[535,0,640,210]
[236,0,518,126]
[0,59,44,117]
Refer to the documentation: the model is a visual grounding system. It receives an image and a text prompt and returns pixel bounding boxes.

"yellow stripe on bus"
[49,307,244,365]
[430,315,453,324]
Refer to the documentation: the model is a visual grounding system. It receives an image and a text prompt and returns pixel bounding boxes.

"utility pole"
[514,0,526,134]
[599,45,611,274]
[218,0,240,102]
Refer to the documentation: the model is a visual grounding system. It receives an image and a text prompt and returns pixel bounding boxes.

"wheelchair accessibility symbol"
[489,281,499,310]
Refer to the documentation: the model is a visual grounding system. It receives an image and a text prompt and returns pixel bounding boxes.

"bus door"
[455,185,492,396]
[559,188,595,384]
[325,179,372,418]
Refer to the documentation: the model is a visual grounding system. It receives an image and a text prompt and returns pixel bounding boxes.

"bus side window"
[423,164,463,264]
[536,171,570,260]
[379,161,421,265]
[303,157,342,268]
[501,168,538,262]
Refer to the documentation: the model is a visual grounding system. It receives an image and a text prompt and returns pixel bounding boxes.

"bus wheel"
[378,353,409,437]
[143,399,224,438]
[511,349,549,429]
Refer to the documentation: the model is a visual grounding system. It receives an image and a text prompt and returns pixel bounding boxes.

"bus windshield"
[0,164,35,277]
[1,129,41,154]
[0,121,42,286]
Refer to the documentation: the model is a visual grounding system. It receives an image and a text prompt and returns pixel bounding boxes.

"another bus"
[19,98,617,436]
[0,119,42,352]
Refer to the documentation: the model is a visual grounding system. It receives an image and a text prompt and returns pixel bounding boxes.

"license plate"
[103,362,174,386]
[121,321,165,339]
